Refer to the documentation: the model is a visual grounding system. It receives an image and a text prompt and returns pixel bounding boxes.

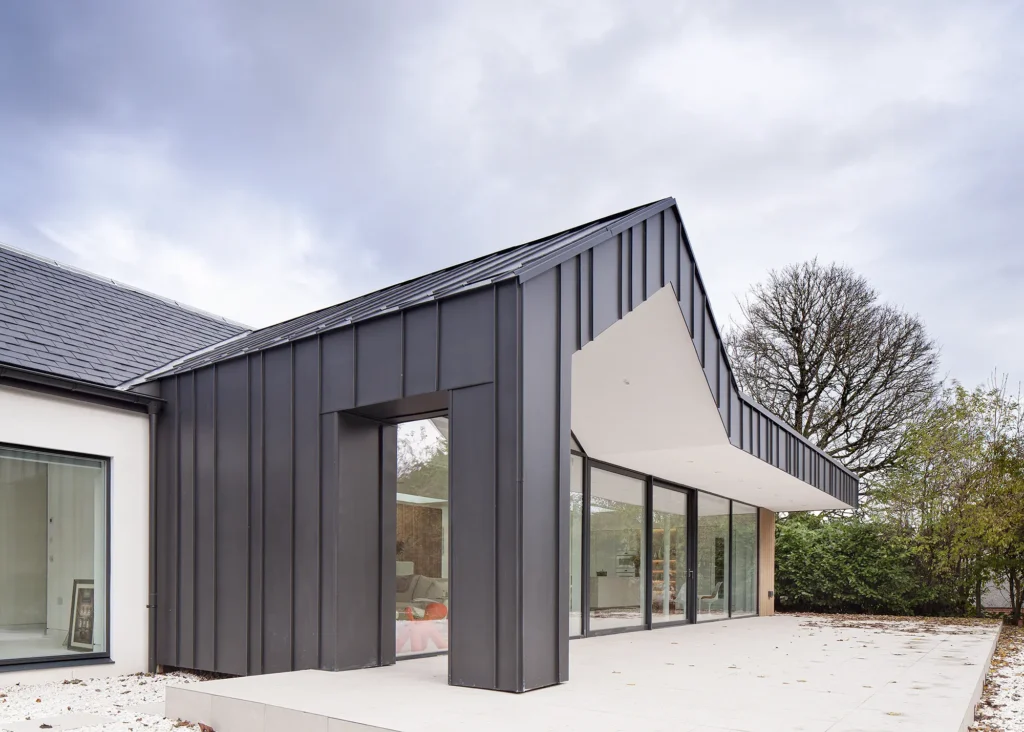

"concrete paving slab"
[164,615,1000,732]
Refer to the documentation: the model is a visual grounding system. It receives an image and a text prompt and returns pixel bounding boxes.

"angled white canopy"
[571,286,850,512]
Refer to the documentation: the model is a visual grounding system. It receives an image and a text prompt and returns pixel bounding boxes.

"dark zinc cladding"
[149,198,859,693]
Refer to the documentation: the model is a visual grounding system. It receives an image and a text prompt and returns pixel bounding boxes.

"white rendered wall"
[0,385,149,684]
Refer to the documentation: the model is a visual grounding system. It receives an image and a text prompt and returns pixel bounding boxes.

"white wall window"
[0,445,108,664]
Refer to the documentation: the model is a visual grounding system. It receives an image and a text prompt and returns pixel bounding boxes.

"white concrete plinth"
[164,615,1000,732]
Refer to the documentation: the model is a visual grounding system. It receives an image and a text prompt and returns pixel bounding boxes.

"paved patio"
[165,615,1000,732]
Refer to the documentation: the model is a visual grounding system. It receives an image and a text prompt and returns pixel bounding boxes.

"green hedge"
[774,513,957,615]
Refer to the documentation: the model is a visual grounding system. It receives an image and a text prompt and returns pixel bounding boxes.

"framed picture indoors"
[67,579,96,652]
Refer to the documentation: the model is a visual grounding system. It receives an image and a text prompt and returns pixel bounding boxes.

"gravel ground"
[792,611,1002,635]
[0,670,204,731]
[972,624,1024,732]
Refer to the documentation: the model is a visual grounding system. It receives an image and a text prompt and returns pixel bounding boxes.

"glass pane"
[0,446,107,663]
[395,418,449,657]
[697,493,730,622]
[589,467,644,631]
[652,486,687,624]
[732,502,758,617]
[569,454,584,637]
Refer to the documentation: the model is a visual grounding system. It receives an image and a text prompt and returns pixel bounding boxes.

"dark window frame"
[0,441,112,672]
[650,480,693,627]
[729,499,760,618]
[569,448,587,639]
[584,459,648,638]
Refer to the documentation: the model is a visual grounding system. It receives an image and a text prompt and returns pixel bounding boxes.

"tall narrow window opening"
[395,418,449,657]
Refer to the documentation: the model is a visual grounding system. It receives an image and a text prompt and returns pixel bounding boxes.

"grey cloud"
[0,1,1021,386]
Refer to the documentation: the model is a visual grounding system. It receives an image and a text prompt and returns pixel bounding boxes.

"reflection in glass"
[652,486,688,624]
[588,468,645,631]
[395,418,449,657]
[569,454,584,637]
[731,502,757,617]
[0,446,108,663]
[697,493,730,622]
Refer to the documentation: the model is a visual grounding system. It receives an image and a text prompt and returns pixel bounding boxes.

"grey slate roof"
[158,199,666,376]
[0,242,247,387]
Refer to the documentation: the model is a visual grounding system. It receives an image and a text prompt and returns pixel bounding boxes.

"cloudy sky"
[1,1,1020,388]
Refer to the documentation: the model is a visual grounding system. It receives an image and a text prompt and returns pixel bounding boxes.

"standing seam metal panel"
[248,354,264,675]
[214,358,249,675]
[177,372,195,669]
[293,339,321,669]
[519,267,562,690]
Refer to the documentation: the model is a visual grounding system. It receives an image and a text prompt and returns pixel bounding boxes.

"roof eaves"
[0,362,164,413]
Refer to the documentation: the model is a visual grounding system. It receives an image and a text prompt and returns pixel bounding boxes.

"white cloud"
[35,134,375,327]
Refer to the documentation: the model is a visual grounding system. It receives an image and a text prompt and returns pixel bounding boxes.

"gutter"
[148,406,159,673]
[0,364,163,412]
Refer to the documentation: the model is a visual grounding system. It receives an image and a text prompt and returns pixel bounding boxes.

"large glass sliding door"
[731,502,758,617]
[651,485,688,624]
[570,453,759,634]
[588,467,645,632]
[696,493,730,622]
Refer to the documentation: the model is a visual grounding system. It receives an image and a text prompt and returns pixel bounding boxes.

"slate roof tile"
[0,244,246,387]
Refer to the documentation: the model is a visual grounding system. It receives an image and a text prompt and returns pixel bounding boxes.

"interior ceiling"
[570,287,848,512]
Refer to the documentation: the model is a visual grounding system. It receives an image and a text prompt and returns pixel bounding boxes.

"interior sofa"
[395,574,448,617]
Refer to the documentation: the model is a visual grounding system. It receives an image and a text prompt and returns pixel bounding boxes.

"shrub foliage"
[774,513,956,615]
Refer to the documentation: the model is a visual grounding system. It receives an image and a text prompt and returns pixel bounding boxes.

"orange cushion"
[423,602,448,620]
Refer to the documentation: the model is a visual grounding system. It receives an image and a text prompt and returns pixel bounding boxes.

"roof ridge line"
[514,197,676,283]
[0,238,249,330]
[146,197,681,378]
[162,199,660,352]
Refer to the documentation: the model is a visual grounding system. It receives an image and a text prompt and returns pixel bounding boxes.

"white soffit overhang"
[570,286,848,512]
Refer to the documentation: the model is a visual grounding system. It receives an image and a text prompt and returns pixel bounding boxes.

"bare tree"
[726,260,939,477]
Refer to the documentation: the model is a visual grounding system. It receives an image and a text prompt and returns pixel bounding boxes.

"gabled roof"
[143,196,857,501]
[155,199,670,376]
[0,242,247,388]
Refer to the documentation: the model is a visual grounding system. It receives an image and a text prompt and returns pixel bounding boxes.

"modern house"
[0,198,858,691]
[982,580,1013,613]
